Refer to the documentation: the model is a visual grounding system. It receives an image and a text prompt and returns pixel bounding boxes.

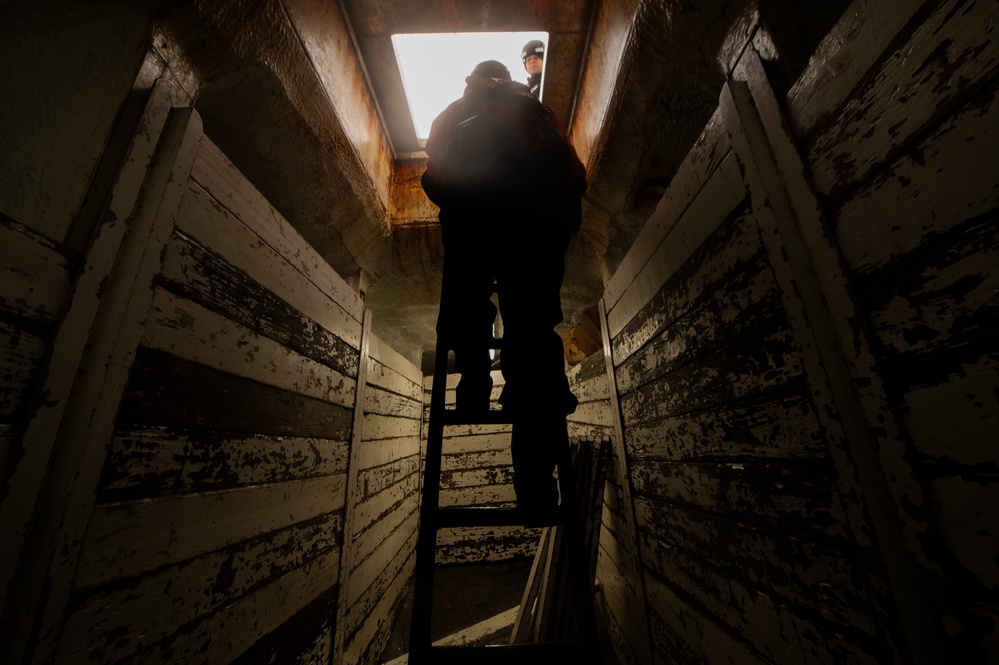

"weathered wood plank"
[100,426,349,500]
[832,83,999,275]
[624,389,825,461]
[635,497,875,631]
[369,332,423,388]
[615,264,782,395]
[566,399,613,429]
[368,354,424,403]
[441,448,512,472]
[644,537,880,664]
[440,484,516,507]
[603,111,730,313]
[344,548,415,662]
[440,432,511,455]
[0,321,46,420]
[786,0,925,138]
[358,454,419,500]
[927,475,999,590]
[352,469,419,536]
[345,544,414,643]
[611,212,764,367]
[363,412,420,441]
[160,230,359,378]
[901,357,998,466]
[347,509,419,607]
[0,214,75,323]
[174,181,362,349]
[348,494,419,589]
[142,287,357,408]
[119,348,354,440]
[76,473,346,589]
[441,466,515,490]
[364,385,422,420]
[436,526,540,565]
[860,213,998,360]
[608,153,748,339]
[642,566,779,665]
[58,514,340,664]
[129,544,341,665]
[190,139,364,323]
[631,460,849,542]
[355,436,421,472]
[806,0,999,199]
[619,325,803,426]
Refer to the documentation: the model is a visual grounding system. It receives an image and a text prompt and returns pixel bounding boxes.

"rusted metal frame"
[598,297,653,665]
[6,104,202,665]
[333,307,373,665]
[721,50,943,663]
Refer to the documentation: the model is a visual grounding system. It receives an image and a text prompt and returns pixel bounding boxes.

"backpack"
[438,83,573,207]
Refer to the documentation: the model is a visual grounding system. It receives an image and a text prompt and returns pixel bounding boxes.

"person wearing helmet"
[422,60,586,517]
[520,39,545,99]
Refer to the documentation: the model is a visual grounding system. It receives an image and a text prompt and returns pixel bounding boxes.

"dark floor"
[380,559,534,661]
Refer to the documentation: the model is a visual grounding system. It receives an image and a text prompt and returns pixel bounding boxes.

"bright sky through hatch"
[392,31,548,141]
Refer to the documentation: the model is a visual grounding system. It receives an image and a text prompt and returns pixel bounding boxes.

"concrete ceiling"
[160,0,762,365]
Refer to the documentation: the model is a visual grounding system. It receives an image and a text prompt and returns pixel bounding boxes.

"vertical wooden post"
[333,308,372,665]
[3,103,202,665]
[721,47,945,663]
[598,297,653,665]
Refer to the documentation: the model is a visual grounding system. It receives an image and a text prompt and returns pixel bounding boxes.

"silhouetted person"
[521,39,545,99]
[422,60,586,514]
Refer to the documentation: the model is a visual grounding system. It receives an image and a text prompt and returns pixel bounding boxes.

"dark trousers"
[437,210,575,506]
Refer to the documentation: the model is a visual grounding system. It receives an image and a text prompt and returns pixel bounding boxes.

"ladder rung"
[436,506,562,528]
[440,409,513,426]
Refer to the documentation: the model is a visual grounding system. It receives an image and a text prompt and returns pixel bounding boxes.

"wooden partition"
[596,1,998,662]
[0,77,422,663]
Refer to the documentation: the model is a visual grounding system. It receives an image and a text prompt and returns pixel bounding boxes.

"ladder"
[407,310,601,664]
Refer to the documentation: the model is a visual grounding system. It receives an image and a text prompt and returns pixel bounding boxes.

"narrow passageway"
[1,1,996,664]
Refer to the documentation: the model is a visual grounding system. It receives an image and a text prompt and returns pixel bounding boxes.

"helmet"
[520,40,545,63]
[469,60,512,81]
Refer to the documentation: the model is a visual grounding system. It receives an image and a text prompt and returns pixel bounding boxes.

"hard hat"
[521,40,545,62]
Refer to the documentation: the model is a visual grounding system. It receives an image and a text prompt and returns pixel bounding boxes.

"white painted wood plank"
[0,218,73,323]
[440,484,516,507]
[347,509,419,607]
[364,413,420,441]
[607,153,745,339]
[369,333,422,387]
[364,385,422,420]
[57,515,340,664]
[348,495,420,594]
[440,432,511,455]
[190,139,364,323]
[786,0,925,138]
[806,0,999,197]
[603,110,730,312]
[355,437,421,471]
[142,287,357,408]
[76,474,346,588]
[174,182,363,349]
[344,547,416,664]
[352,471,419,536]
[134,546,341,665]
[832,95,999,275]
[901,357,998,466]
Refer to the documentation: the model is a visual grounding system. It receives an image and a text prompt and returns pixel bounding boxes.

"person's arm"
[421,102,459,206]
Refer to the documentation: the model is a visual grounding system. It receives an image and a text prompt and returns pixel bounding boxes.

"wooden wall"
[597,0,998,662]
[423,370,542,565]
[0,72,421,664]
[339,335,423,664]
